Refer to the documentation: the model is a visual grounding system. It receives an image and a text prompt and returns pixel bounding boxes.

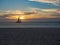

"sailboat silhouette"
[16,16,21,23]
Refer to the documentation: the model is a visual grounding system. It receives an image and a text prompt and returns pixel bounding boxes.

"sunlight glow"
[20,16,25,19]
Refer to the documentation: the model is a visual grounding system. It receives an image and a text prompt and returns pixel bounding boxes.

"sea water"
[0,22,60,28]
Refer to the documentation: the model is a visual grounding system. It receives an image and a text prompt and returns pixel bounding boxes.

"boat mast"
[16,16,21,23]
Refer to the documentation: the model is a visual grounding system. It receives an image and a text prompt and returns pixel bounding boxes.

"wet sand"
[0,28,60,45]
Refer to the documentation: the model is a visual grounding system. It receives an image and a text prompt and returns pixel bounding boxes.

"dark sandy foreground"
[0,28,60,45]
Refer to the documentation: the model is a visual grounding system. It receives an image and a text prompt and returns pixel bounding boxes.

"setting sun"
[6,15,25,20]
[20,16,25,19]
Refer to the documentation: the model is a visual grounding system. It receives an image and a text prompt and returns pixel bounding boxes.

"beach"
[0,0,60,45]
[0,28,60,45]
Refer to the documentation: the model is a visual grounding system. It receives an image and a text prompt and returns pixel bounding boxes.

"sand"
[0,28,60,45]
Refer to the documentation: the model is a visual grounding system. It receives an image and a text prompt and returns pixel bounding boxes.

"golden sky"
[3,9,59,20]
[0,8,60,22]
[0,0,60,22]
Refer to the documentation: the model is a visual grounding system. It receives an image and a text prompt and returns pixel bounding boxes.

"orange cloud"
[0,9,60,21]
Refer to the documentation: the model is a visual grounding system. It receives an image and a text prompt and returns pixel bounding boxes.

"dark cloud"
[52,14,60,16]
[24,12,36,15]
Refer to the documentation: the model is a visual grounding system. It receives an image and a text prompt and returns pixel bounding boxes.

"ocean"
[0,22,60,28]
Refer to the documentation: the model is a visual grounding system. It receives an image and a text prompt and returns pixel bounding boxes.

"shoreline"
[0,27,60,31]
[0,26,60,28]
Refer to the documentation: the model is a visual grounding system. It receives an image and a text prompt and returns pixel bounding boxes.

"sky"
[0,0,60,22]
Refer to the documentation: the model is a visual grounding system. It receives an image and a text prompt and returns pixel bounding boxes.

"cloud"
[29,0,60,6]
[40,9,57,12]
[28,7,59,13]
[0,9,60,20]
[31,7,60,18]
[0,9,37,20]
[11,10,24,14]
[0,9,60,22]
[29,0,53,3]
[0,10,24,20]
[0,10,24,15]
[24,12,36,15]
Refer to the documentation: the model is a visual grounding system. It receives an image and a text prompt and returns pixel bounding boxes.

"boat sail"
[16,16,21,23]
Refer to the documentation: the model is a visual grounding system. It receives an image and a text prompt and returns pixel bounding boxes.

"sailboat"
[16,16,21,23]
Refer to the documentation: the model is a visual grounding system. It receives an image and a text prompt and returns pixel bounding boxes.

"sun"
[20,16,25,19]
